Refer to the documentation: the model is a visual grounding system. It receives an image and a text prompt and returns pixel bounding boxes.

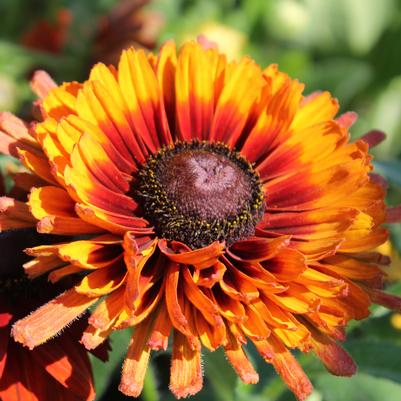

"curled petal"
[165,262,198,348]
[75,263,127,297]
[336,111,358,129]
[31,70,57,99]
[147,302,172,351]
[311,334,356,376]
[386,206,401,223]
[360,130,386,148]
[229,236,291,262]
[158,239,224,269]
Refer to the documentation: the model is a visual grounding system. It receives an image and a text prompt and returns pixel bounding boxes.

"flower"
[21,9,72,54]
[376,240,401,282]
[0,174,108,400]
[1,40,401,400]
[92,0,164,66]
[186,23,246,60]
[21,0,163,66]
[0,229,97,401]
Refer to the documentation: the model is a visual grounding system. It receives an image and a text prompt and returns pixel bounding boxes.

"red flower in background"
[21,9,72,54]
[0,230,97,401]
[21,0,163,66]
[92,0,163,65]
[0,176,107,401]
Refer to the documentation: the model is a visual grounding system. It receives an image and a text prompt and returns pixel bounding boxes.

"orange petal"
[81,323,113,350]
[89,287,125,329]
[165,262,199,350]
[154,41,177,132]
[229,236,290,262]
[23,254,64,279]
[75,203,151,235]
[209,56,265,147]
[194,310,226,351]
[48,264,82,283]
[311,332,356,376]
[175,41,218,141]
[148,302,172,350]
[360,130,386,148]
[29,186,103,235]
[170,330,203,398]
[119,321,153,397]
[336,111,358,129]
[291,91,339,131]
[18,148,58,185]
[225,331,259,384]
[182,266,224,327]
[266,335,313,401]
[42,82,80,120]
[118,48,171,151]
[88,63,148,164]
[57,236,123,270]
[12,172,49,193]
[31,70,57,99]
[12,289,98,349]
[0,197,36,230]
[123,232,158,308]
[0,112,41,157]
[159,239,224,269]
[367,288,401,311]
[74,263,126,297]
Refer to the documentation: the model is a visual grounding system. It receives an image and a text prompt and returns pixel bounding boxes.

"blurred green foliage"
[1,0,401,400]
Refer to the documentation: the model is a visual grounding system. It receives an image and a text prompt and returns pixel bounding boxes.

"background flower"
[0,175,109,401]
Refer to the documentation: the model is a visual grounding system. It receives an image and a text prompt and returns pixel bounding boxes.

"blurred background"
[1,0,401,400]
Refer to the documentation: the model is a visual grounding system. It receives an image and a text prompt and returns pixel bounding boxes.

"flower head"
[1,40,401,400]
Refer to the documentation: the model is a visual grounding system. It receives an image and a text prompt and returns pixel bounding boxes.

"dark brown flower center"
[136,141,265,248]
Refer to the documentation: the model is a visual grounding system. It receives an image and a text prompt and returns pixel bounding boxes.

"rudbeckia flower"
[0,228,98,401]
[1,40,401,400]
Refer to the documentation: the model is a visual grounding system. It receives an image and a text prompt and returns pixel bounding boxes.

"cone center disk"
[136,141,265,248]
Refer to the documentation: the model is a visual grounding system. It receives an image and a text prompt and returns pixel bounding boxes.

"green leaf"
[339,0,396,55]
[315,373,401,401]
[203,348,238,401]
[369,76,401,159]
[90,329,132,400]
[142,363,159,401]
[374,160,401,187]
[344,340,401,383]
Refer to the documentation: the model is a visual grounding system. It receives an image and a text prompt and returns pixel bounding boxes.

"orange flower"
[1,41,401,400]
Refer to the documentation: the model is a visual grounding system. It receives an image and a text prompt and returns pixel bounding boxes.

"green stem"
[142,363,159,401]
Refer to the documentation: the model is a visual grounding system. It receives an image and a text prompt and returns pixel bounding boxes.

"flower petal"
[170,330,203,399]
[12,289,98,349]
